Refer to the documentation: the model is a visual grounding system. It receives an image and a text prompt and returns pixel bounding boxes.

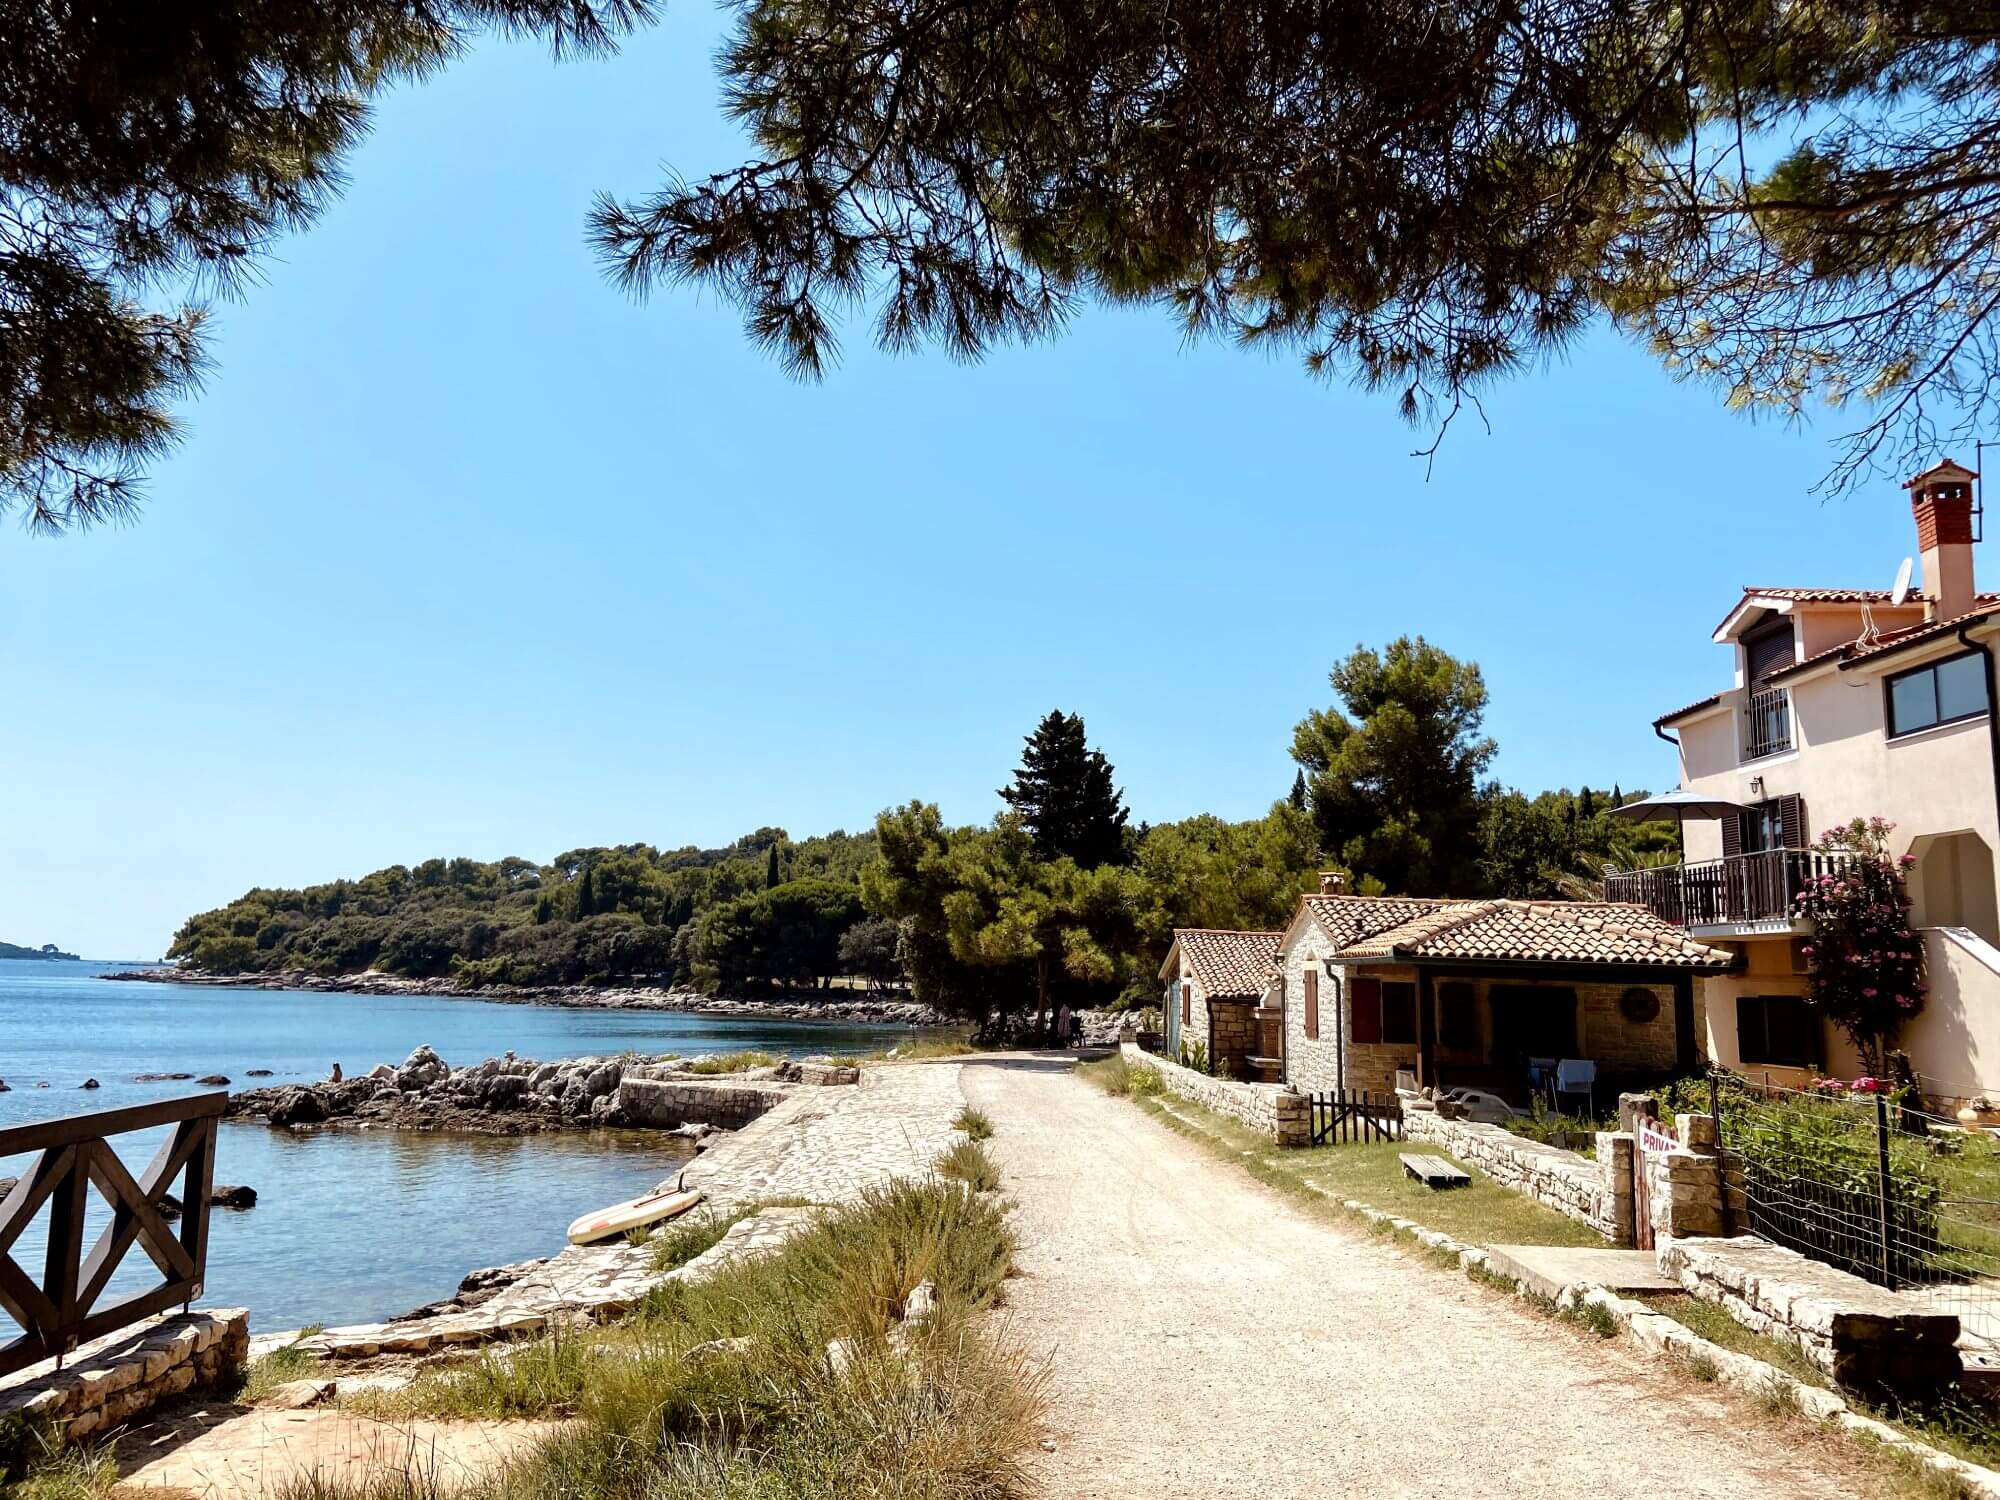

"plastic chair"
[1555,1058,1597,1114]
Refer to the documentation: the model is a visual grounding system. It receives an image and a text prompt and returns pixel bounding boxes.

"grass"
[238,1326,328,1403]
[682,1050,779,1075]
[953,1105,994,1141]
[0,1437,113,1500]
[647,1197,819,1275]
[325,1166,1037,1500]
[936,1138,1001,1193]
[852,1038,974,1065]
[1077,1053,1160,1099]
[1632,1292,1831,1390]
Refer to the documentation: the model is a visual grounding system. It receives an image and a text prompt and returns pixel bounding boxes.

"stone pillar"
[1273,1090,1309,1150]
[1618,1092,1659,1135]
[1596,1131,1637,1246]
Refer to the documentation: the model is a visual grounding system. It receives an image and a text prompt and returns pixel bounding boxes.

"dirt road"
[962,1055,1881,1500]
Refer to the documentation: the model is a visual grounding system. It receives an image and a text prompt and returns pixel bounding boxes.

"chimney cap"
[1908,459,1979,490]
[1317,870,1345,895]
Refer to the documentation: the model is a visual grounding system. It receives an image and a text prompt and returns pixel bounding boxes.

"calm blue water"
[0,960,922,1330]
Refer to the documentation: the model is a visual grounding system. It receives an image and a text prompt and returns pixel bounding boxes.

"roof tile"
[1167,929,1282,998]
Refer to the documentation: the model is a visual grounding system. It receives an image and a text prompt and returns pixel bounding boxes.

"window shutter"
[1746,622,1797,683]
[1350,976,1381,1044]
[1181,981,1191,1027]
[1303,968,1318,1041]
[1779,794,1807,851]
[1736,995,1768,1065]
[1722,811,1743,859]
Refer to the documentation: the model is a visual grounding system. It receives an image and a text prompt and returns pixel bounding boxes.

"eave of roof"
[1653,692,1724,728]
[1766,600,2000,684]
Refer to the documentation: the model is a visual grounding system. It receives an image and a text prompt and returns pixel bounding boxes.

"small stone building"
[1273,891,1737,1100]
[1159,929,1284,1081]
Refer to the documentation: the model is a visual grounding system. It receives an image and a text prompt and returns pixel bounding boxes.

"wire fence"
[1702,1073,2000,1360]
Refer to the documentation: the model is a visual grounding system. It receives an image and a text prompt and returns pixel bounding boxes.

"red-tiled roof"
[1713,586,2000,638]
[1163,929,1282,997]
[1767,599,2000,683]
[1654,692,1723,727]
[1297,895,1735,968]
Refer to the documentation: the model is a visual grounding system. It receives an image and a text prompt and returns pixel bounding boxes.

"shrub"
[953,1106,995,1140]
[1793,816,1927,1075]
[937,1138,1001,1193]
[685,1050,779,1075]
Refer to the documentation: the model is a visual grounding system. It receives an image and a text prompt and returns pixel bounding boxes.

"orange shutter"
[1304,968,1319,1040]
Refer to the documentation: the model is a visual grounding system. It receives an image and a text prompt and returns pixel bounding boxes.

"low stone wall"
[1404,1111,1633,1244]
[0,1308,249,1444]
[617,1075,791,1130]
[1122,1043,1307,1147]
[1661,1235,1962,1394]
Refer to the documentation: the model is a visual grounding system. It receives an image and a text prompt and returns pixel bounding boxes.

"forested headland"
[168,639,1679,1019]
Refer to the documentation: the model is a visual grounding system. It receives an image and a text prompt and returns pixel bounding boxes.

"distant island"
[0,940,80,961]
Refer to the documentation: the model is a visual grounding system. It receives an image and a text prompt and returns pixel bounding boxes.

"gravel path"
[962,1054,1882,1500]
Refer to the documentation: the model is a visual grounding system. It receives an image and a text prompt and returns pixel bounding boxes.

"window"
[1302,968,1319,1041]
[1736,995,1819,1068]
[1888,650,1990,737]
[1438,982,1478,1050]
[1349,976,1381,1044]
[1381,981,1418,1045]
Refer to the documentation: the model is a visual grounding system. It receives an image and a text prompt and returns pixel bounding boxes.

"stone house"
[1158,928,1283,1081]
[1272,887,1736,1099]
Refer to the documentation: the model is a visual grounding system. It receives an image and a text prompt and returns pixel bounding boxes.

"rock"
[0,1178,13,1198]
[267,1087,327,1127]
[368,1063,394,1081]
[246,1068,274,1077]
[198,1074,230,1087]
[134,1072,194,1082]
[211,1184,257,1208]
[79,1078,100,1089]
[35,1081,48,1089]
[903,1280,937,1323]
[158,1193,183,1218]
[686,1336,756,1365]
[265,1378,334,1410]
[0,1079,8,1092]
[395,1045,449,1091]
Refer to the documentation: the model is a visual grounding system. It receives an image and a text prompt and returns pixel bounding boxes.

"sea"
[0,959,924,1331]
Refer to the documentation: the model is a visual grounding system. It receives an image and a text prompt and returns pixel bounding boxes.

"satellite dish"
[1891,556,1915,607]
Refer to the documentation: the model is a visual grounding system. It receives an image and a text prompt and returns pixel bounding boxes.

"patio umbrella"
[1603,789,1750,855]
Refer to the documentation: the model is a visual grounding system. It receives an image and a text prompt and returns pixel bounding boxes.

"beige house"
[1269,888,1732,1100]
[1158,929,1283,1080]
[1625,461,2000,1102]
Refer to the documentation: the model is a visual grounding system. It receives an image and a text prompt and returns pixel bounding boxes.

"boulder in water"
[79,1078,100,1089]
[199,1074,230,1087]
[211,1184,257,1209]
[267,1087,326,1127]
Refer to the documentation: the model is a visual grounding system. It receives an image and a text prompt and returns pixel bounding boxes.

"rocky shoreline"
[100,966,942,1026]
[226,1044,850,1137]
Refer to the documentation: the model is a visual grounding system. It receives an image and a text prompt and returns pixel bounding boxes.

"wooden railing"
[1304,1090,1405,1146]
[0,1093,223,1376]
[1606,848,1859,929]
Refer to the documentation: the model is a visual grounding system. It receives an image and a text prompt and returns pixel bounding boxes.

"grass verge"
[1077,1053,1160,1099]
[327,1164,1036,1500]
[683,1050,779,1075]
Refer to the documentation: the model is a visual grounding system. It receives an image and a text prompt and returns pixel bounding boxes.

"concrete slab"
[1486,1244,1678,1302]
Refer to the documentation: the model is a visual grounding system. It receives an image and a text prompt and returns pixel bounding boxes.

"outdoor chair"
[1554,1058,1597,1114]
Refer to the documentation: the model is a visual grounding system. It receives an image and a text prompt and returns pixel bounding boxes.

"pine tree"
[1577,785,1596,820]
[1288,770,1308,810]
[998,711,1130,868]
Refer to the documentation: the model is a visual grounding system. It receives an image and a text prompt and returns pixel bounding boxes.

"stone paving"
[285,1061,966,1361]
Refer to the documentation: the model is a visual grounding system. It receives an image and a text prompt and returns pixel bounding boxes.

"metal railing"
[0,1093,222,1376]
[1606,848,1859,928]
[1744,685,1793,759]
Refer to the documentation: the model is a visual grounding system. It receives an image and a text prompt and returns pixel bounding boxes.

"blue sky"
[0,13,1957,959]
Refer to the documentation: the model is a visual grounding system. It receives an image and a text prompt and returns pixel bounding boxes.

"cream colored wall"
[1677,636,1999,875]
[1901,928,2000,1106]
[1696,938,1848,1087]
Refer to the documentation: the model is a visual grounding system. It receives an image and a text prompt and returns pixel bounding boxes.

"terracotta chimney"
[1318,871,1345,895]
[1908,460,1979,622]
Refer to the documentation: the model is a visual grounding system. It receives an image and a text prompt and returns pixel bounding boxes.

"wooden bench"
[1400,1153,1471,1190]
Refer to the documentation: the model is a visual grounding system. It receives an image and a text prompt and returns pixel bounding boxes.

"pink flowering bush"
[1793,816,1926,1076]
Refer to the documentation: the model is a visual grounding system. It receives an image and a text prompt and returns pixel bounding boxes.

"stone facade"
[1122,1044,1307,1147]
[1166,975,1263,1080]
[1640,1112,1742,1242]
[617,1075,790,1130]
[0,1308,249,1444]
[1661,1235,1963,1394]
[1403,1111,1636,1244]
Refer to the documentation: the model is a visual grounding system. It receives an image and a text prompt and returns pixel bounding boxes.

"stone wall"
[0,1308,248,1444]
[1122,1043,1307,1148]
[1404,1111,1634,1244]
[1660,1235,1962,1394]
[617,1075,790,1130]
[1208,998,1259,1080]
[1640,1112,1742,1242]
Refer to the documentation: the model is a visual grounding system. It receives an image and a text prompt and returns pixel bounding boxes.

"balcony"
[1606,848,1859,930]
[1744,685,1793,760]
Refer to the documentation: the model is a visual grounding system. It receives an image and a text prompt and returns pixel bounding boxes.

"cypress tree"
[1289,770,1309,810]
[765,843,782,889]
[998,710,1130,868]
[574,867,597,919]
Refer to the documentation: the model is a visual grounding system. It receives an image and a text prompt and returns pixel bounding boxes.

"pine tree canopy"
[997,710,1130,869]
[593,0,2000,488]
[1,0,648,533]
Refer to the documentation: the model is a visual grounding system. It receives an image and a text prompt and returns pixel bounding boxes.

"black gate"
[1305,1090,1404,1146]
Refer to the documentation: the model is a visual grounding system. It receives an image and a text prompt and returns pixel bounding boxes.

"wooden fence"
[0,1093,223,1376]
[1305,1089,1405,1146]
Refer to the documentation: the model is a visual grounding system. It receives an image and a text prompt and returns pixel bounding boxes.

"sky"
[0,12,1964,959]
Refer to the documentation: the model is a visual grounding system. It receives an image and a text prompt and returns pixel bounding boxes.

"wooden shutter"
[1350,976,1381,1044]
[1735,995,1768,1065]
[1722,811,1744,859]
[1438,982,1478,1050]
[1303,968,1319,1041]
[1778,794,1807,851]
[1181,981,1191,1027]
[1745,620,1797,683]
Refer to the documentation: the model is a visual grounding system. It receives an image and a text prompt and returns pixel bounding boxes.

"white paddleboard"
[567,1184,705,1246]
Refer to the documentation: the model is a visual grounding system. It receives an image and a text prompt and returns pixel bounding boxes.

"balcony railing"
[1744,686,1793,760]
[1606,848,1858,929]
